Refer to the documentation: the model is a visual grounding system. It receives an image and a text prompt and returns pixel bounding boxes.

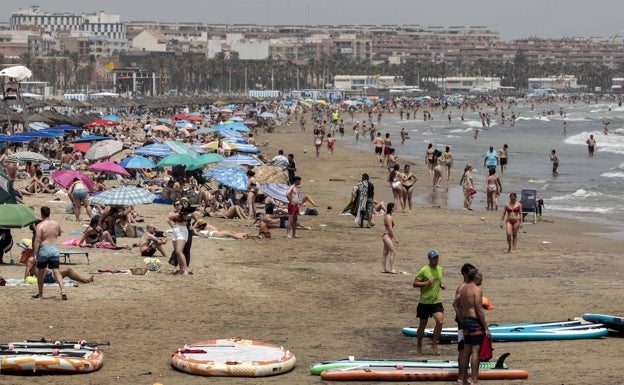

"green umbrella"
[186,153,225,171]
[0,170,17,204]
[0,204,37,228]
[156,154,196,168]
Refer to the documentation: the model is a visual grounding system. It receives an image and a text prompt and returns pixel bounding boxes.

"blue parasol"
[261,183,302,204]
[220,154,263,167]
[204,167,248,191]
[89,187,155,206]
[119,156,156,169]
[134,144,173,158]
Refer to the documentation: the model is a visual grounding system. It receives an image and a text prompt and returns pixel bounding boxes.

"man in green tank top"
[413,249,446,355]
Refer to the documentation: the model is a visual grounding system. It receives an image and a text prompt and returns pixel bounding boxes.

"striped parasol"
[4,151,51,164]
[89,187,156,206]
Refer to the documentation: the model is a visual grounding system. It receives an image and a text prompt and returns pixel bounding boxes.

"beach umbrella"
[152,125,171,132]
[261,183,302,204]
[258,112,276,118]
[29,122,49,131]
[233,143,260,154]
[186,115,204,122]
[87,161,130,177]
[119,156,156,169]
[0,204,37,228]
[165,140,200,157]
[228,116,244,122]
[103,114,122,122]
[219,123,250,132]
[134,143,173,158]
[204,166,248,191]
[47,124,85,131]
[85,139,124,161]
[0,65,32,81]
[4,151,51,164]
[0,135,32,144]
[218,108,233,114]
[0,170,17,204]
[204,140,238,152]
[157,153,196,168]
[52,169,95,192]
[186,153,225,171]
[194,126,216,135]
[156,118,173,125]
[89,187,156,207]
[171,114,188,120]
[9,131,63,139]
[85,119,120,128]
[71,135,109,143]
[220,154,263,167]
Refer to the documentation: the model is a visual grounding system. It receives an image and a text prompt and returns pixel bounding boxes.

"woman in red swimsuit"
[381,202,399,273]
[500,192,523,253]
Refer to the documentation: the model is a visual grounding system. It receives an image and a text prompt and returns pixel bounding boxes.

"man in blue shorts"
[32,206,66,300]
[413,249,446,355]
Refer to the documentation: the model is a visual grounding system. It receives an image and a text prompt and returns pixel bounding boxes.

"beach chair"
[520,188,538,224]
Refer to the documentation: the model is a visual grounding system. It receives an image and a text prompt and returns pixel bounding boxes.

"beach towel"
[5,279,78,287]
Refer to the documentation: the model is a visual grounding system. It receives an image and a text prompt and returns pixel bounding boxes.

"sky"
[3,0,624,41]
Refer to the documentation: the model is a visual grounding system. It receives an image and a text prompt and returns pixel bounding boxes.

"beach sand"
[1,116,622,385]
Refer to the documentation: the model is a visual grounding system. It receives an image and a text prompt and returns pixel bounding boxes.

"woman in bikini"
[388,164,405,212]
[326,133,336,155]
[381,202,398,274]
[167,200,191,275]
[68,177,93,222]
[425,143,435,175]
[246,170,258,218]
[400,164,417,212]
[79,217,126,249]
[459,164,475,210]
[485,167,502,211]
[192,219,248,240]
[500,192,523,253]
[383,133,392,166]
[432,149,444,192]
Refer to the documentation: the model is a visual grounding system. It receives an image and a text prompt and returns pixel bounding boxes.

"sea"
[341,100,624,239]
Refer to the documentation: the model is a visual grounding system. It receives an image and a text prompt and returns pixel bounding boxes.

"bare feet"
[87,275,95,283]
[432,344,441,355]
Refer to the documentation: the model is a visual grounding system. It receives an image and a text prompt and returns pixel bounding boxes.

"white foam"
[547,204,614,214]
[601,171,624,178]
[449,128,473,133]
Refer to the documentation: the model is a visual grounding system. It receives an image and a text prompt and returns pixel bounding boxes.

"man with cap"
[412,249,446,355]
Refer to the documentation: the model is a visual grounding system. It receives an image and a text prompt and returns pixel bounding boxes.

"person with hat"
[412,249,446,355]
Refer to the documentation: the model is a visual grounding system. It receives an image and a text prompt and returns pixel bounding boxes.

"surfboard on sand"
[171,338,296,377]
[310,353,510,375]
[583,313,624,332]
[320,366,529,381]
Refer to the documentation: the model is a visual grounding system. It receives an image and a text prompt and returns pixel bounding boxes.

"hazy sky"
[3,0,624,41]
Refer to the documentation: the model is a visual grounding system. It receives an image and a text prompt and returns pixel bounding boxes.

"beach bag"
[304,208,318,216]
[479,335,493,362]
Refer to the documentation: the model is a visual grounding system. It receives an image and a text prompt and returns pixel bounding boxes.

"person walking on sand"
[500,192,523,253]
[413,249,446,355]
[326,133,336,155]
[32,206,66,300]
[586,135,596,157]
[167,200,191,275]
[381,202,398,274]
[485,167,502,211]
[454,268,491,385]
[286,176,302,238]
[460,164,475,210]
[452,263,476,385]
[442,146,453,184]
[549,149,559,176]
[498,144,509,174]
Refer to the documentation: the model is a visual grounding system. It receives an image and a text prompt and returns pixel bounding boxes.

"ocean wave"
[549,189,606,201]
[601,171,624,178]
[527,179,547,184]
[449,128,473,133]
[564,131,624,154]
[546,204,614,214]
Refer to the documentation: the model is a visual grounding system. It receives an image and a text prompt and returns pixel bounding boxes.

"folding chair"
[520,188,538,224]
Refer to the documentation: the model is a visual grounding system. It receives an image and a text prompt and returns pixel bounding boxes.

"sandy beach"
[1,114,623,385]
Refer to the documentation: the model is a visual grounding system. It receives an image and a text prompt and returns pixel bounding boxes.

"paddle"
[0,339,110,350]
[0,349,92,358]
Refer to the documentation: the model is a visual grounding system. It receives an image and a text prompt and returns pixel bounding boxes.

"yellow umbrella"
[316,99,328,105]
[204,140,238,152]
[152,125,171,132]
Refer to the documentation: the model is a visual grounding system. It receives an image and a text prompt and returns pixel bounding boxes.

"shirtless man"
[454,269,491,385]
[452,263,476,385]
[498,144,509,174]
[373,133,384,163]
[32,206,66,300]
[139,224,167,257]
[286,176,302,239]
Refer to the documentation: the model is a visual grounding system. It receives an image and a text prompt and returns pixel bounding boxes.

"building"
[527,75,582,92]
[334,75,404,91]
[430,77,502,93]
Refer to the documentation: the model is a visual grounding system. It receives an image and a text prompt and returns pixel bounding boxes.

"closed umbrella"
[89,187,155,207]
[87,161,130,177]
[51,170,95,192]
[0,204,37,228]
[204,167,248,191]
[261,183,302,204]
[157,154,196,168]
[4,151,51,164]
[119,156,156,169]
[85,139,124,161]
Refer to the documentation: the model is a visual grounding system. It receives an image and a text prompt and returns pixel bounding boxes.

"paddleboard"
[320,366,529,381]
[406,323,607,342]
[171,338,296,377]
[0,349,104,373]
[310,353,509,375]
[583,313,624,332]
